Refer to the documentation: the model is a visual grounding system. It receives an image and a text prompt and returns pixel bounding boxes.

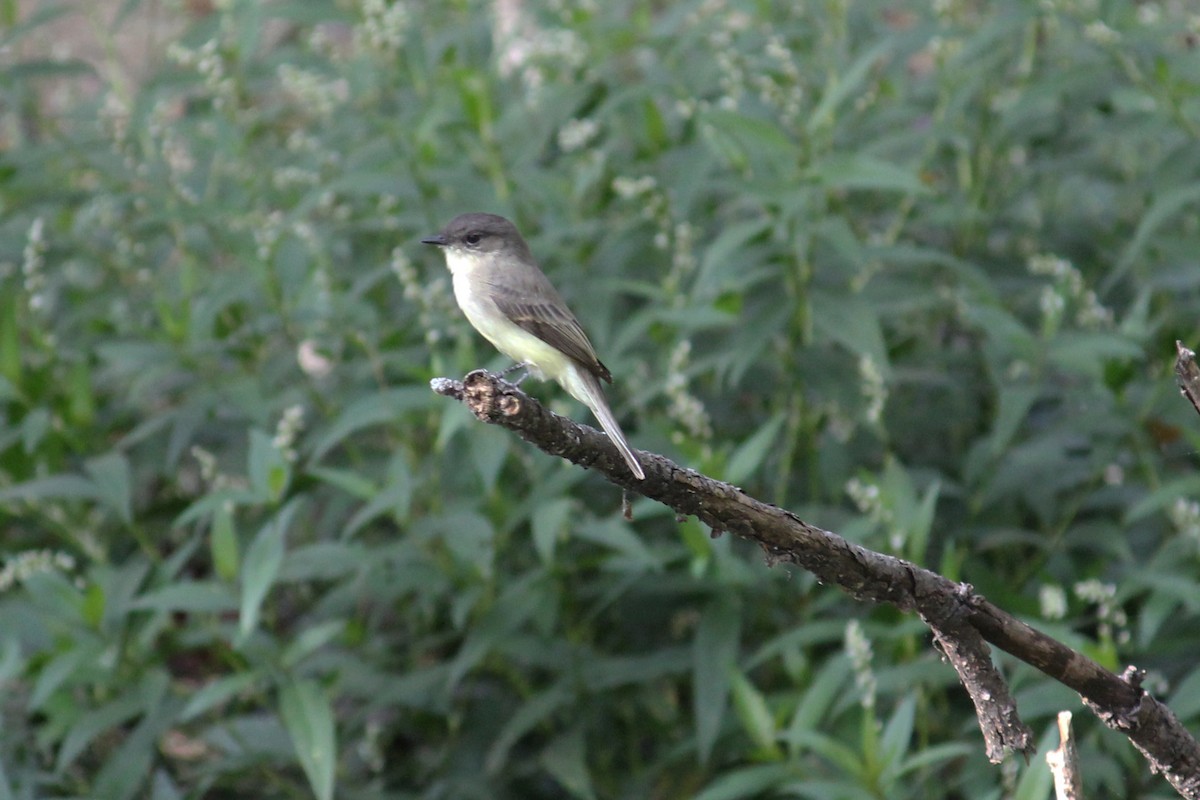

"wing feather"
[484,269,612,383]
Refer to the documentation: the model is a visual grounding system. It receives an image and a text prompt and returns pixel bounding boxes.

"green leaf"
[897,742,975,775]
[66,359,95,428]
[730,670,779,758]
[580,647,691,691]
[679,517,713,563]
[725,413,785,485]
[695,218,771,300]
[987,385,1039,458]
[456,70,495,138]
[310,388,434,461]
[130,581,237,614]
[31,645,94,709]
[1124,570,1200,615]
[281,542,369,582]
[282,621,346,668]
[1046,332,1144,379]
[807,154,929,194]
[82,582,105,629]
[1168,666,1200,721]
[0,637,24,686]
[238,499,302,644]
[85,452,132,525]
[448,571,550,687]
[180,673,260,722]
[470,424,511,493]
[279,679,337,800]
[962,303,1037,357]
[0,757,13,800]
[20,407,51,453]
[1112,183,1200,290]
[173,488,260,529]
[693,598,741,763]
[531,498,573,564]
[0,281,19,386]
[700,109,795,166]
[487,681,573,774]
[56,684,148,772]
[89,672,172,800]
[1009,725,1060,800]
[248,429,290,504]
[306,466,376,499]
[0,2,75,47]
[342,456,412,539]
[908,478,940,564]
[0,473,100,504]
[5,59,93,80]
[807,39,892,133]
[783,655,851,756]
[692,765,796,800]
[540,726,596,800]
[785,729,864,776]
[575,518,659,571]
[810,290,889,370]
[432,509,495,577]
[211,503,240,581]
[878,696,916,775]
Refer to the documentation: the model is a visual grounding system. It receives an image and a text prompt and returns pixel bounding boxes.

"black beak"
[420,234,446,246]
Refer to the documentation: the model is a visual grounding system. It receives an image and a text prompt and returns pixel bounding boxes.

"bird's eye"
[465,232,482,246]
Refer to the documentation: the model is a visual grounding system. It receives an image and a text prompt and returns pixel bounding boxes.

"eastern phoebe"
[421,212,645,480]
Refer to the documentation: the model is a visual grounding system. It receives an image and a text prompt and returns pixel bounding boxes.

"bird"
[421,212,645,479]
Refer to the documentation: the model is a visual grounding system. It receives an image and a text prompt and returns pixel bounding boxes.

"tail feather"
[563,366,645,480]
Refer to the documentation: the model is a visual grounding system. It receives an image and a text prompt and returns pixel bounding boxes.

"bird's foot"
[498,361,533,385]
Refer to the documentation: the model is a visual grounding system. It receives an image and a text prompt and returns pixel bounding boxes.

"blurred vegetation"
[2,0,1200,797]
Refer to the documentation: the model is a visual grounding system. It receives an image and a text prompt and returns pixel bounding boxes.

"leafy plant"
[2,1,1200,797]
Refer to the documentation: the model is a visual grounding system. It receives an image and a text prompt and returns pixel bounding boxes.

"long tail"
[562,366,645,480]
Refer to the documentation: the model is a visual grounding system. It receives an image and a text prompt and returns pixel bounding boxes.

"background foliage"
[2,0,1200,797]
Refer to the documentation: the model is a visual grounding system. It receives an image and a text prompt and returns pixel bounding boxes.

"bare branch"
[433,369,1200,797]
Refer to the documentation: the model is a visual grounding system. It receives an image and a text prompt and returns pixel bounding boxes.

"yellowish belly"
[453,274,570,383]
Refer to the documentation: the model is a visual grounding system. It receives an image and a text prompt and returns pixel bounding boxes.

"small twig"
[1047,711,1085,800]
[1175,341,1200,418]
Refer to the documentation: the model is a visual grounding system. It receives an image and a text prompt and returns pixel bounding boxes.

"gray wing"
[484,267,613,383]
